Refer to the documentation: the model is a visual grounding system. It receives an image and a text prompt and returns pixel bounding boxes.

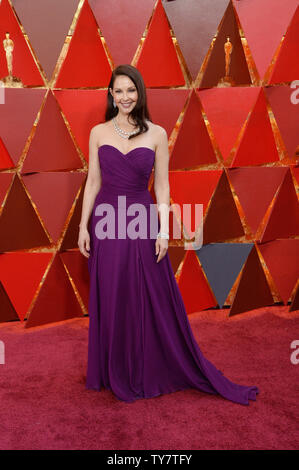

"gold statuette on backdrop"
[1,32,23,86]
[218,36,235,87]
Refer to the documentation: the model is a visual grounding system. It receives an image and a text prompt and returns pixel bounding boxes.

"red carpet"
[0,306,298,450]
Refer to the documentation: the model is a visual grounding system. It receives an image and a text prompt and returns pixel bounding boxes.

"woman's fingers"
[80,245,89,258]
[156,248,167,263]
[156,239,168,263]
[78,236,90,258]
[83,238,90,257]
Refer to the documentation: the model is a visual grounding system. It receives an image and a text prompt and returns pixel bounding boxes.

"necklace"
[113,117,140,139]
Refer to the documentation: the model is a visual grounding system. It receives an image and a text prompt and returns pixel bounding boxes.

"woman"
[78,64,259,405]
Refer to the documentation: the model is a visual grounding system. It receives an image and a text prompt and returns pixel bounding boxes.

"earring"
[109,89,117,108]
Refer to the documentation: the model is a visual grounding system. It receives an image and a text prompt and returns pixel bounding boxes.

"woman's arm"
[153,126,170,262]
[78,126,102,257]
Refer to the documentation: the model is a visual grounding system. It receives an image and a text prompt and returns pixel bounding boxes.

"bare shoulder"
[90,122,109,146]
[147,121,166,136]
[146,121,167,150]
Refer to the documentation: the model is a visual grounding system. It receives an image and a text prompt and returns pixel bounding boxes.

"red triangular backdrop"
[0,0,298,327]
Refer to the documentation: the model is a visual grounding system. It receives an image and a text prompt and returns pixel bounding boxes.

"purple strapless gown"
[86,144,259,405]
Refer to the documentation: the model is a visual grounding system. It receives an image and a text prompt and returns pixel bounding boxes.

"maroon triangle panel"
[169,90,217,170]
[0,89,46,165]
[260,169,299,243]
[89,0,156,66]
[21,91,83,173]
[0,280,19,322]
[0,175,50,252]
[229,245,274,316]
[289,282,299,312]
[13,0,80,80]
[233,0,298,79]
[265,85,299,159]
[164,0,230,81]
[25,253,83,328]
[203,172,244,245]
[200,1,251,87]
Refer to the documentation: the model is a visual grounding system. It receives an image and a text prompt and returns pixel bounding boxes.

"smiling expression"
[109,75,138,114]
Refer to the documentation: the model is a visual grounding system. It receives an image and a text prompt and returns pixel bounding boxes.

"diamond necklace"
[113,117,140,139]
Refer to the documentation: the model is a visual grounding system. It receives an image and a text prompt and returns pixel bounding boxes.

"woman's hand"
[155,237,168,263]
[78,227,90,258]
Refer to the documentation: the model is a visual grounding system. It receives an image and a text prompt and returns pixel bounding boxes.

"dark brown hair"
[105,64,153,140]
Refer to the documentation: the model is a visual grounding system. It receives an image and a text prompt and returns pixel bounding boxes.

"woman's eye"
[114,89,136,93]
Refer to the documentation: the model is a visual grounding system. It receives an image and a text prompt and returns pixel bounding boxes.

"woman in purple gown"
[78,64,259,405]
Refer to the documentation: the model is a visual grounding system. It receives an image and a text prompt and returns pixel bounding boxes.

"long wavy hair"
[105,64,153,140]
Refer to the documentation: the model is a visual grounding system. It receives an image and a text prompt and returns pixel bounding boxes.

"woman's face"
[109,75,138,115]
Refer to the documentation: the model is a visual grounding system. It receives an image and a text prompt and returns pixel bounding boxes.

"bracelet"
[157,231,169,240]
